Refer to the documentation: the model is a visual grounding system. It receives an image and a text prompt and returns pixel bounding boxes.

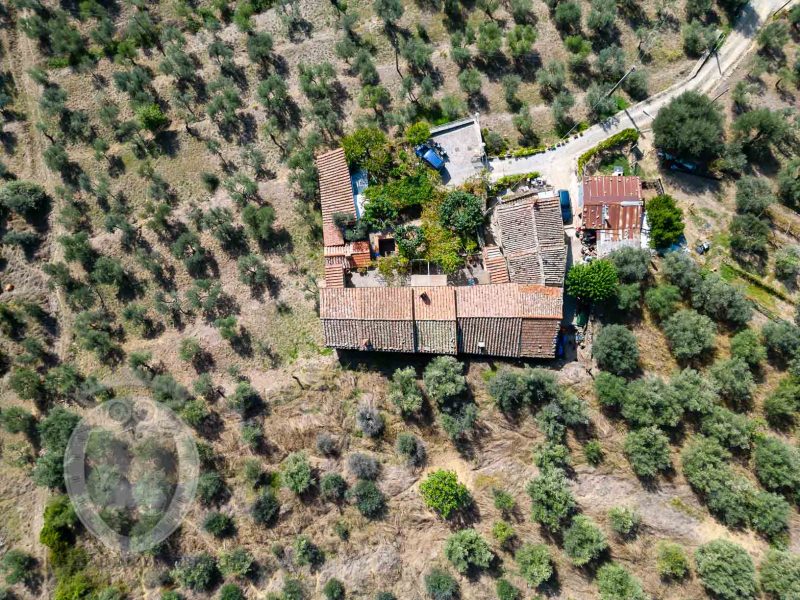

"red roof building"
[581,176,644,243]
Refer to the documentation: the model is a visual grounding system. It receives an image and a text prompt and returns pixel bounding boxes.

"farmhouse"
[580,175,645,256]
[316,147,567,358]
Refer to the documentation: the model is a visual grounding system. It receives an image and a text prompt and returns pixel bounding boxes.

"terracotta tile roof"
[518,285,563,318]
[494,191,566,286]
[320,288,360,319]
[361,288,414,321]
[321,284,562,358]
[413,287,456,321]
[415,320,457,354]
[348,241,372,269]
[581,176,643,238]
[483,246,510,284]
[316,148,354,246]
[520,319,560,358]
[324,264,345,288]
[458,318,522,356]
[361,320,415,352]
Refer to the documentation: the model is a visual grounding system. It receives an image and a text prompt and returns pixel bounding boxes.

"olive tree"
[663,309,717,362]
[593,325,639,377]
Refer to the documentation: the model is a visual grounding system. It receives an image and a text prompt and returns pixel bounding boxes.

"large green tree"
[653,91,725,163]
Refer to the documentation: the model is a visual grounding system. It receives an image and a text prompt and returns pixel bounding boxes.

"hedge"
[577,129,640,175]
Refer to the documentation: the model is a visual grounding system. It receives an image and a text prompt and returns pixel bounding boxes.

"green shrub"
[495,578,520,600]
[764,378,800,429]
[695,539,756,600]
[196,471,226,506]
[0,550,36,587]
[323,578,345,600]
[320,473,348,502]
[595,372,628,409]
[491,520,515,547]
[533,441,571,471]
[730,329,766,370]
[424,568,458,600]
[54,572,96,600]
[171,554,219,592]
[396,433,426,466]
[608,247,651,283]
[251,491,280,526]
[594,325,639,377]
[388,367,423,415]
[608,507,640,538]
[492,488,516,514]
[282,452,314,495]
[293,535,323,567]
[563,515,608,566]
[663,309,717,362]
[759,549,800,600]
[623,426,671,478]
[203,512,234,538]
[218,584,244,600]
[699,406,754,451]
[565,260,619,303]
[710,358,754,408]
[420,470,471,519]
[347,480,385,518]
[526,469,575,532]
[218,547,254,579]
[584,440,604,465]
[657,542,689,580]
[622,377,683,429]
[644,284,681,321]
[444,529,493,573]
[753,436,800,496]
[596,563,648,600]
[423,356,467,406]
[514,543,552,588]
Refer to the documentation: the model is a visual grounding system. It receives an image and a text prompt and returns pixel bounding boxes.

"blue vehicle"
[415,144,445,170]
[558,189,572,223]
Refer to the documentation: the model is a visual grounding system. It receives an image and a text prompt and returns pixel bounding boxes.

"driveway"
[487,0,798,211]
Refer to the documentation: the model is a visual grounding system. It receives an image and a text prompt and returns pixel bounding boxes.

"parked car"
[558,189,572,223]
[415,144,445,170]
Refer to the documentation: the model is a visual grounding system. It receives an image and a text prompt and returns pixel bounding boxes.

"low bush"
[388,367,423,415]
[347,452,380,480]
[323,578,345,600]
[396,433,426,466]
[563,515,608,566]
[608,507,640,539]
[444,529,493,573]
[662,309,717,362]
[292,535,323,567]
[657,542,689,580]
[171,554,219,592]
[203,512,234,538]
[514,543,552,588]
[420,470,471,519]
[695,539,756,600]
[282,452,314,495]
[593,325,639,377]
[251,491,280,526]
[526,469,576,532]
[596,563,648,600]
[759,549,800,600]
[347,480,385,518]
[424,568,458,600]
[320,473,348,502]
[623,426,671,478]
